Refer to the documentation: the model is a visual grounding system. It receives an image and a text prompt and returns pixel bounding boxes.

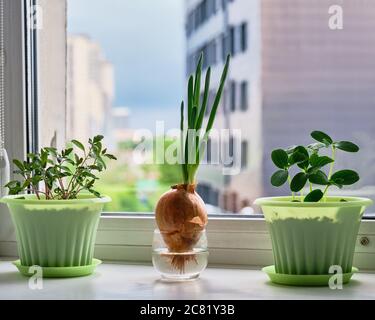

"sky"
[68,0,185,129]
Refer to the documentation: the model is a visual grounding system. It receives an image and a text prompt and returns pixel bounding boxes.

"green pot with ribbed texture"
[254,196,372,275]
[1,194,110,267]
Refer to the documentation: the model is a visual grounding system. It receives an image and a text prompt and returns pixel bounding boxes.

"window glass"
[240,81,248,111]
[240,22,248,52]
[56,0,375,215]
[230,81,236,112]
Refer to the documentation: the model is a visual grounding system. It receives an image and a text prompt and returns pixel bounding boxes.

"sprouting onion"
[181,53,230,184]
[155,53,230,273]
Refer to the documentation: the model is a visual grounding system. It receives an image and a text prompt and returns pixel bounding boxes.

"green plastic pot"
[1,194,110,267]
[254,196,372,275]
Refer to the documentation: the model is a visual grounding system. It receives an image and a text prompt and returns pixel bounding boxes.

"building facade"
[67,34,115,144]
[186,0,375,212]
[185,0,263,213]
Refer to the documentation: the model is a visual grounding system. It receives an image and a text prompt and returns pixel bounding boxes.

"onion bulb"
[155,184,207,272]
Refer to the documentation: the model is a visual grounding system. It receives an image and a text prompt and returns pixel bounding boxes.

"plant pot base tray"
[12,258,102,278]
[262,265,358,286]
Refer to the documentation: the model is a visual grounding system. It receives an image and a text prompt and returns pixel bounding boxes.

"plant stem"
[322,185,329,199]
[328,146,336,180]
[309,182,313,192]
[66,145,93,198]
[287,175,295,200]
[25,173,40,200]
[323,145,336,202]
[58,178,66,199]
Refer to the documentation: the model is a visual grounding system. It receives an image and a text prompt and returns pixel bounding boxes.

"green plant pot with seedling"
[1,135,117,277]
[255,131,372,286]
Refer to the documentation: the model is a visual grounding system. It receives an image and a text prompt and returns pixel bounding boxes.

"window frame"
[1,0,375,271]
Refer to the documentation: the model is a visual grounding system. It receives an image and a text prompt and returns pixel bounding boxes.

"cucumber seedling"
[270,130,360,202]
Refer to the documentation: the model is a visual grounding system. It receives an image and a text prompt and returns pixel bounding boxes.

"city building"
[67,34,115,144]
[186,0,263,213]
[186,0,375,212]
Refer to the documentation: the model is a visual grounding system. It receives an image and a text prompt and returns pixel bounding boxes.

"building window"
[241,141,248,169]
[186,0,220,37]
[224,135,234,168]
[221,0,227,10]
[240,81,248,111]
[211,0,217,14]
[222,88,228,115]
[211,189,219,206]
[206,137,212,163]
[209,39,217,66]
[240,22,248,52]
[221,33,227,62]
[229,26,236,55]
[230,81,236,112]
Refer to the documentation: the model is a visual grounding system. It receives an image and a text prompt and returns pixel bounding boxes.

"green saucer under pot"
[1,194,110,277]
[255,196,372,285]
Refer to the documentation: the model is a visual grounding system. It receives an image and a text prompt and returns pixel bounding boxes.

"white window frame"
[1,0,375,271]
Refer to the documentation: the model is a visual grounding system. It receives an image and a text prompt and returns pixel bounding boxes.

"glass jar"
[152,229,208,281]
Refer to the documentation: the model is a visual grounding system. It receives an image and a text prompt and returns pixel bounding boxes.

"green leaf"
[309,170,329,185]
[96,155,107,170]
[88,189,101,198]
[82,171,97,179]
[71,139,85,151]
[187,75,194,128]
[304,189,324,202]
[271,170,289,187]
[59,165,72,173]
[205,55,230,134]
[311,131,333,146]
[93,135,104,143]
[330,170,360,186]
[290,172,308,192]
[75,154,83,165]
[196,67,211,131]
[309,154,334,168]
[64,148,73,156]
[271,149,289,169]
[334,141,359,153]
[190,106,198,129]
[27,153,36,160]
[289,146,309,169]
[104,154,117,160]
[31,175,42,185]
[13,159,26,172]
[44,147,57,156]
[193,52,203,111]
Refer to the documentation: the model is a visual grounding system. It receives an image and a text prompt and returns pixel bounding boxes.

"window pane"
[240,22,248,52]
[230,81,236,112]
[240,81,248,111]
[36,0,374,216]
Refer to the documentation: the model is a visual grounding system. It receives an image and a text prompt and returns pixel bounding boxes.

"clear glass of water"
[152,229,208,281]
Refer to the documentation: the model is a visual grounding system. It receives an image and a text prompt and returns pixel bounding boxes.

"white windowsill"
[0,259,375,300]
[2,216,375,270]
